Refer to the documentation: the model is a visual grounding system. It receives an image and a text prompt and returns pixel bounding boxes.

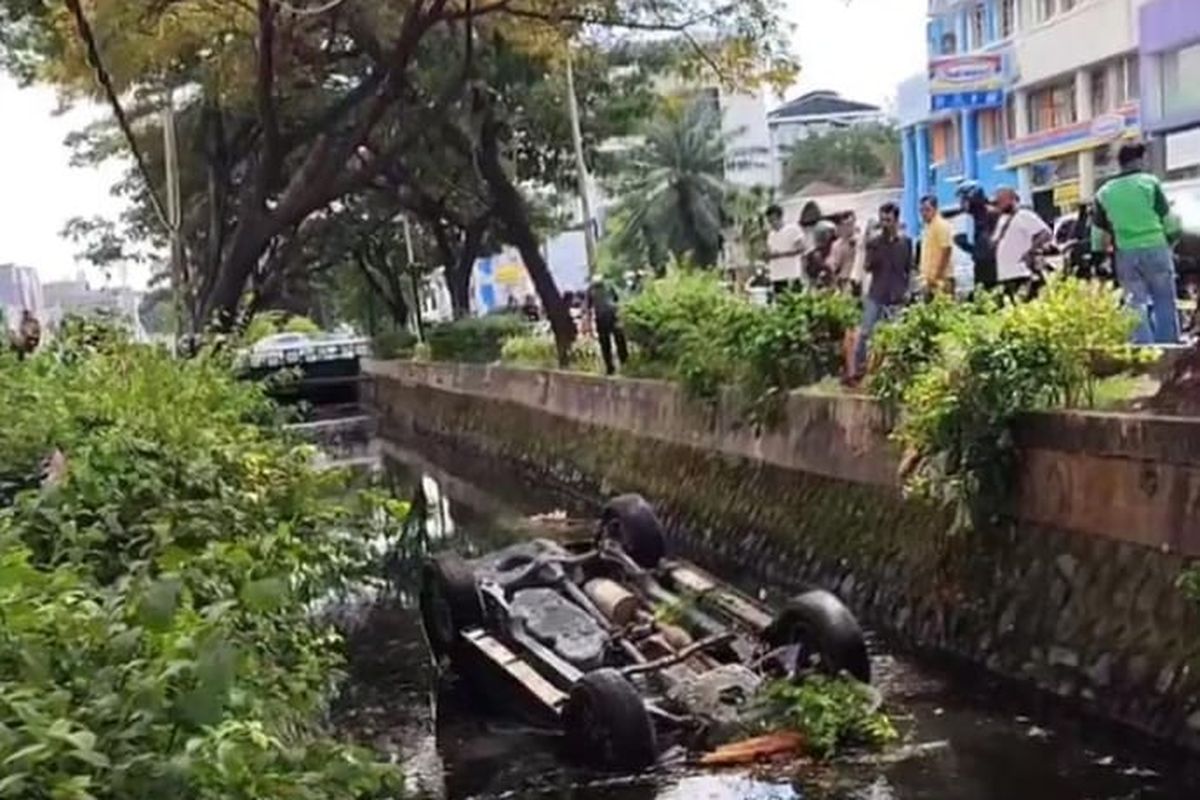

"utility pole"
[162,87,185,339]
[564,47,597,277]
[402,214,425,342]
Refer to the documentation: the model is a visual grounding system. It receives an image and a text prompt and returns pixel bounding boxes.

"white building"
[1006,0,1150,211]
[768,91,889,187]
[43,278,147,340]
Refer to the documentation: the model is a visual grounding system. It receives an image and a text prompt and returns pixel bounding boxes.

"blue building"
[899,0,1019,233]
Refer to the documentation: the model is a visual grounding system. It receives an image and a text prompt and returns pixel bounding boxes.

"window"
[1000,0,1017,38]
[1029,80,1077,132]
[1117,55,1140,104]
[931,119,960,163]
[1061,0,1077,11]
[970,4,987,49]
[941,31,958,55]
[1006,94,1018,141]
[1090,66,1109,115]
[979,108,1005,149]
[1163,43,1200,117]
[1037,0,1055,23]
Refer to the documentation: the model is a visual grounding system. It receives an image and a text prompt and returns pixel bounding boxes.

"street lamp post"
[564,47,598,278]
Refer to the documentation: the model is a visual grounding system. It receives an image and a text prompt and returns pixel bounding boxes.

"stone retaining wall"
[367,360,1200,751]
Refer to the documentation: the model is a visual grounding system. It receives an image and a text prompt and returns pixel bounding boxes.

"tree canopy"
[782,124,900,194]
[1,0,796,360]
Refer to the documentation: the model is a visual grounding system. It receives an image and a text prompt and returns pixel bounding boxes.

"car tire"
[766,589,871,683]
[600,494,666,570]
[562,668,657,771]
[419,553,483,662]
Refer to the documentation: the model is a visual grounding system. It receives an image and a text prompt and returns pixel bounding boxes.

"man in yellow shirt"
[918,195,954,297]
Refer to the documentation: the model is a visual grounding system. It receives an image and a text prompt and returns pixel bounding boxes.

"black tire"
[419,553,483,662]
[562,669,657,771]
[765,589,871,683]
[600,494,666,569]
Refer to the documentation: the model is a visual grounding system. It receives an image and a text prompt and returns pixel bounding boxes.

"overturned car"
[419,494,870,771]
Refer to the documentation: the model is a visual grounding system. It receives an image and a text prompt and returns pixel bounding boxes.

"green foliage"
[610,99,751,270]
[0,330,403,798]
[426,315,530,364]
[242,311,322,345]
[869,278,1145,528]
[729,290,859,427]
[500,334,602,372]
[1179,567,1200,603]
[783,124,900,193]
[755,676,898,759]
[623,270,857,422]
[372,329,418,360]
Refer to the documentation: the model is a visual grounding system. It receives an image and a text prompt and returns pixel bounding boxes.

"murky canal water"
[331,439,1200,800]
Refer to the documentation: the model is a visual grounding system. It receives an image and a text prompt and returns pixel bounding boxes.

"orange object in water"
[698,731,807,767]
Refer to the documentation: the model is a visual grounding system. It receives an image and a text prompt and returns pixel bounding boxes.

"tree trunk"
[475,111,575,364]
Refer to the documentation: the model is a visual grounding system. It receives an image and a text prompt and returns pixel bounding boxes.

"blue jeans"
[1115,246,1179,344]
[854,298,899,376]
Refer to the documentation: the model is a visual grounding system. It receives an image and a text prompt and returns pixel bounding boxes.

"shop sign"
[929,54,1006,111]
[1005,105,1140,168]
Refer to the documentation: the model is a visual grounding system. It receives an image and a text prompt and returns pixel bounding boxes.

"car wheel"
[600,494,666,569]
[419,553,483,662]
[766,589,871,683]
[562,668,657,771]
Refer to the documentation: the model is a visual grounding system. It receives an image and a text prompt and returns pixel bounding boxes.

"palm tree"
[611,99,759,270]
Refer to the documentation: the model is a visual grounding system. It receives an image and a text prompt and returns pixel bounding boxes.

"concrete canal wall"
[366,360,1200,751]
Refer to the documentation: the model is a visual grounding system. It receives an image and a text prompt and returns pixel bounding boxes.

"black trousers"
[596,312,628,375]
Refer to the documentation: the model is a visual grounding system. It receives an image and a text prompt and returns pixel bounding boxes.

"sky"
[0,0,929,288]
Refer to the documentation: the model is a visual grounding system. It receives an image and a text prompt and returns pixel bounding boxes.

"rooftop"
[769,90,882,121]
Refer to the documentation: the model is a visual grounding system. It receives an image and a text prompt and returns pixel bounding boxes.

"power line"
[63,0,173,234]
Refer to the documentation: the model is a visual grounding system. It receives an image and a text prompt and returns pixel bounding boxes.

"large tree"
[782,123,901,194]
[2,0,795,359]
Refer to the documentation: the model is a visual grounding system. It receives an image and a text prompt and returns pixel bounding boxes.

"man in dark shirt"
[587,277,629,376]
[852,202,912,380]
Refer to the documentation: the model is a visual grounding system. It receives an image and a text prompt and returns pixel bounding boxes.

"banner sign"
[929,54,1006,111]
[1005,105,1141,168]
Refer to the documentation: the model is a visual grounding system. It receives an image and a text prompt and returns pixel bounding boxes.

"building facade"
[900,0,1148,230]
[1139,0,1200,178]
[767,90,887,188]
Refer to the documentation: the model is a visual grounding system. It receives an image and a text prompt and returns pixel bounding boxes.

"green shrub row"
[622,271,858,426]
[425,314,529,363]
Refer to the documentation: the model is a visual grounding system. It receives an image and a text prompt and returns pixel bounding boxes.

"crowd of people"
[763,140,1185,384]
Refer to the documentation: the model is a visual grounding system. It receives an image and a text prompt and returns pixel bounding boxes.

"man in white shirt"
[766,204,805,295]
[992,187,1052,300]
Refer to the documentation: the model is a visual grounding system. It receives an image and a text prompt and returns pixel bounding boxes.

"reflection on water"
[333,442,1200,800]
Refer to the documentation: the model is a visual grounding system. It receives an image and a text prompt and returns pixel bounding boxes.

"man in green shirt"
[1093,142,1178,344]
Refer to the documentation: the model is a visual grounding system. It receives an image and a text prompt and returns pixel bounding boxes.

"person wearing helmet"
[951,180,1001,291]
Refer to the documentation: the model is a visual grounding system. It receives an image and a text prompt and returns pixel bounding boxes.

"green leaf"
[239,576,288,613]
[138,576,183,630]
[3,743,50,766]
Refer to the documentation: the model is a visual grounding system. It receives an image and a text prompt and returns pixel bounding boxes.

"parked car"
[419,494,871,771]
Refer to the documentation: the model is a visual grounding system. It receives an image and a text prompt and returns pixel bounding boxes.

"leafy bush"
[372,329,417,360]
[500,333,602,372]
[425,314,529,363]
[729,290,858,426]
[755,676,897,758]
[623,271,858,417]
[242,311,322,345]
[0,333,402,798]
[871,277,1143,528]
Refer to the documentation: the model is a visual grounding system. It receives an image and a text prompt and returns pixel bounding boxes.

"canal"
[329,437,1200,800]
